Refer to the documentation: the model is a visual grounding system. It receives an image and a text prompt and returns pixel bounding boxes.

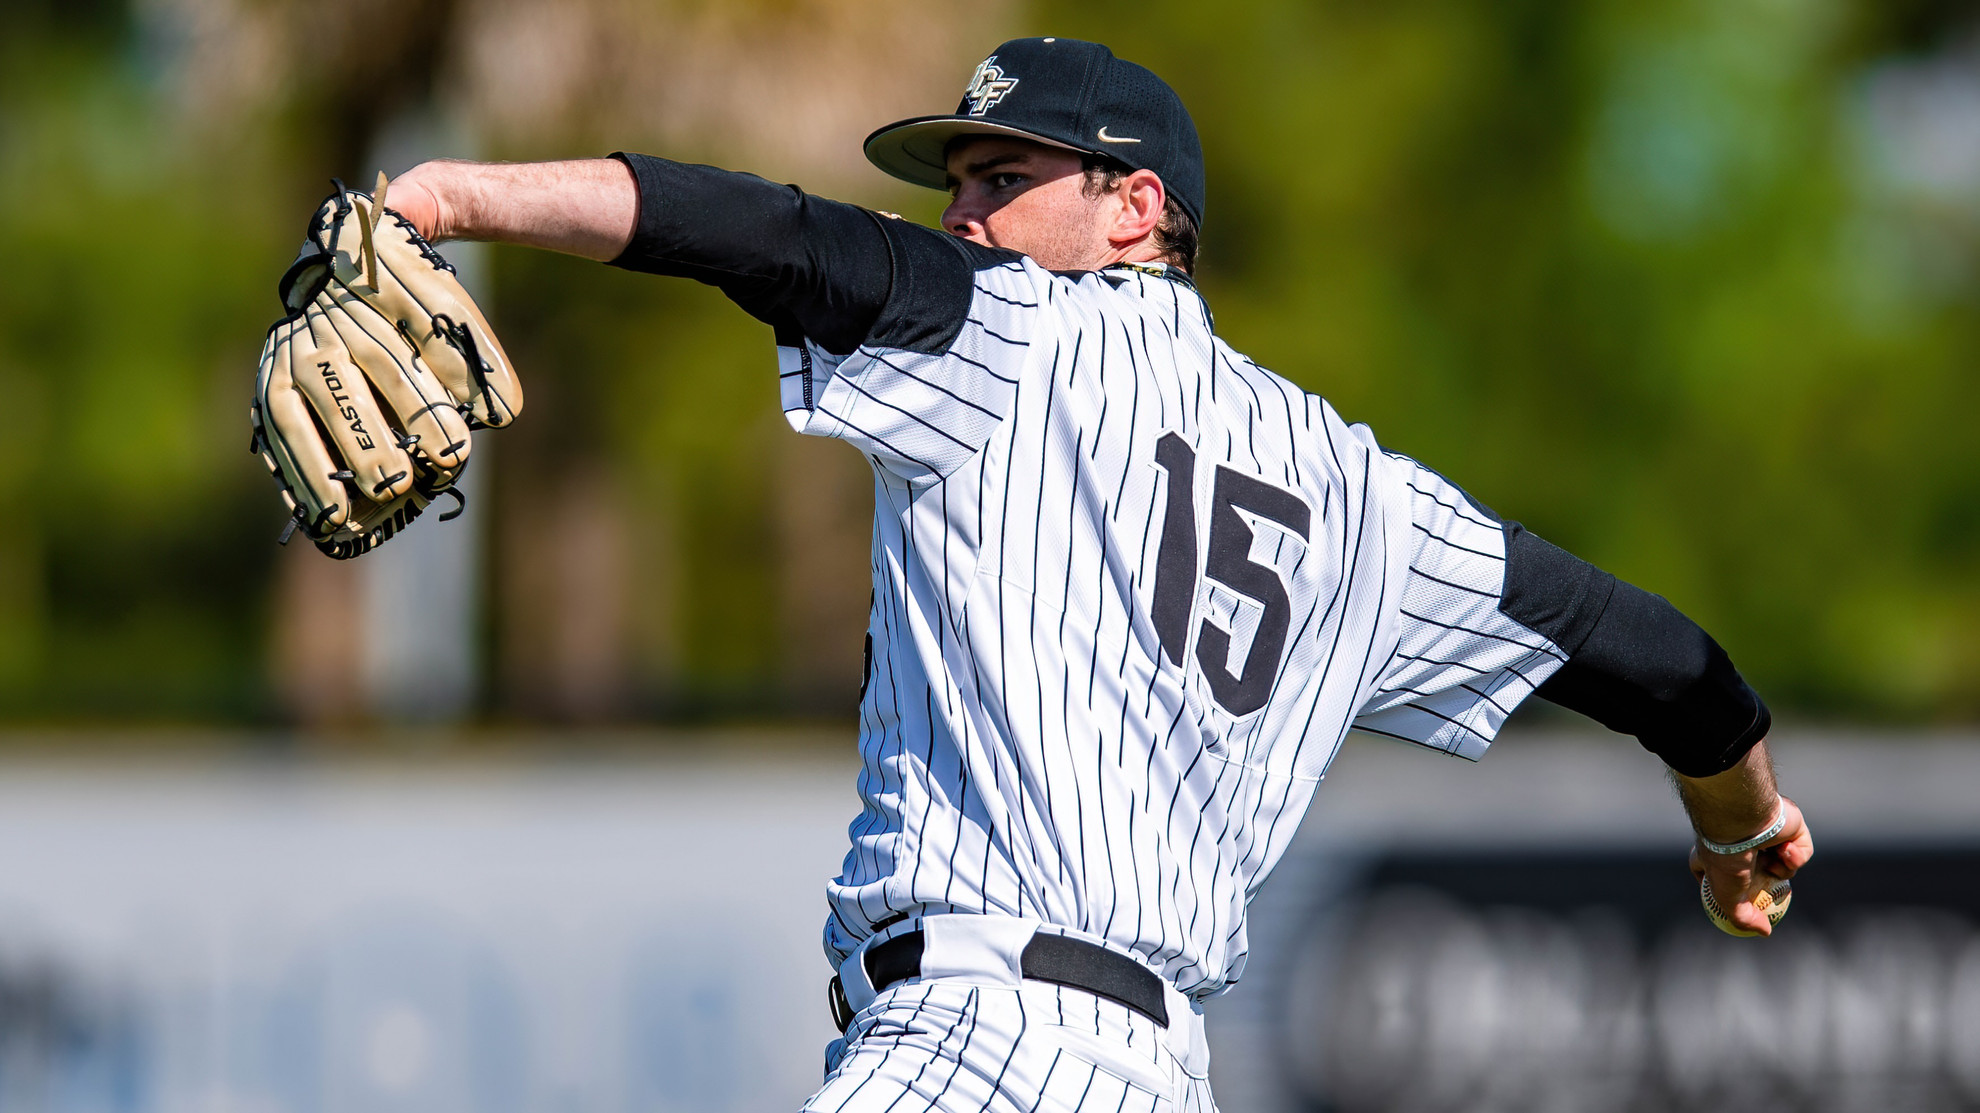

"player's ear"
[1110,169,1166,245]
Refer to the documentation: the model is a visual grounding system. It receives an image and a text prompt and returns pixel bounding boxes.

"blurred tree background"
[0,0,1975,727]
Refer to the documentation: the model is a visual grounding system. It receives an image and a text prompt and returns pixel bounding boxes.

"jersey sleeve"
[778,243,1045,485]
[1351,455,1572,758]
[608,153,1043,485]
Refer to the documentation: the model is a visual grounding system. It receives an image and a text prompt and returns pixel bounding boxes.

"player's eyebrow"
[963,152,1030,177]
[946,149,1029,188]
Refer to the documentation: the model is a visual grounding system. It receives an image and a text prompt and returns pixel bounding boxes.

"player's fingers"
[1736,905,1773,936]
[1709,867,1773,936]
[1766,831,1814,878]
[1737,859,1785,935]
[1753,797,1813,879]
[1774,797,1815,876]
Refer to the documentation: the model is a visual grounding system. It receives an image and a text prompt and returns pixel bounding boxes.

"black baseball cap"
[864,37,1206,227]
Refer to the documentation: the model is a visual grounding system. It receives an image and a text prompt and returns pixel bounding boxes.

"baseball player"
[383,37,1813,1113]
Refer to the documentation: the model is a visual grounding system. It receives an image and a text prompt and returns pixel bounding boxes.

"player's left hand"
[1689,795,1813,936]
[375,163,450,242]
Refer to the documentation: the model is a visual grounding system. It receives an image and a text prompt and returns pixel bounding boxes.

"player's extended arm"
[386,154,1004,357]
[1499,523,1814,935]
[388,158,641,261]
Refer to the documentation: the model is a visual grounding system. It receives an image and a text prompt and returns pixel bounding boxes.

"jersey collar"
[1099,261,1212,330]
[1102,260,1196,291]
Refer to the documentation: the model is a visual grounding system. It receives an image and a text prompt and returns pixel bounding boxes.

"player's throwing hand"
[1681,749,1814,936]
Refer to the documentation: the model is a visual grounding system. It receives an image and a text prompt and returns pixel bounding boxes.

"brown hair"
[1081,155,1200,275]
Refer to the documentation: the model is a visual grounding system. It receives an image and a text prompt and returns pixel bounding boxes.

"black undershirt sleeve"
[1499,522,1771,778]
[606,152,1017,356]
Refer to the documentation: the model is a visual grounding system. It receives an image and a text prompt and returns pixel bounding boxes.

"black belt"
[829,929,1169,1031]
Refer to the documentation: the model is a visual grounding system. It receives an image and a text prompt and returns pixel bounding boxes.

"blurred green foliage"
[1040,0,1980,717]
[0,0,1975,722]
[0,5,293,718]
[491,250,791,706]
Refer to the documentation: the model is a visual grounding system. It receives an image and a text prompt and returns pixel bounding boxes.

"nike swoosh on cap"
[1096,127,1141,144]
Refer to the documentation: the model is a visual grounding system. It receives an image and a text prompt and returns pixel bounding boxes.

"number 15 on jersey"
[1149,432,1312,717]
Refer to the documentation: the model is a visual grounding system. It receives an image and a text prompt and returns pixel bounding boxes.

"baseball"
[1701,873,1793,937]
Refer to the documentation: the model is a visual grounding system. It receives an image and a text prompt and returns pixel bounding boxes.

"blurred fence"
[0,728,1973,1112]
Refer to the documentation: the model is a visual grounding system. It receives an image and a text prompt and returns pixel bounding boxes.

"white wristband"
[1697,802,1786,856]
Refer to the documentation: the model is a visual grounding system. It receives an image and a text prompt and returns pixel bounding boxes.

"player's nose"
[941,197,988,242]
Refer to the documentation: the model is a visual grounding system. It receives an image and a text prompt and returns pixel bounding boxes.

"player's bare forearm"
[387,158,638,262]
[1673,739,1815,935]
[1674,739,1778,843]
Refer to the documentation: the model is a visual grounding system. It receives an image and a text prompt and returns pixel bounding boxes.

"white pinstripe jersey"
[777,257,1568,999]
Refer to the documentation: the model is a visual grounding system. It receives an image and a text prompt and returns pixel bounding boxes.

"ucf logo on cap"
[963,56,1018,116]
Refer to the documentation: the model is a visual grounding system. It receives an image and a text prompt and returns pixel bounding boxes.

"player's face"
[942,138,1116,271]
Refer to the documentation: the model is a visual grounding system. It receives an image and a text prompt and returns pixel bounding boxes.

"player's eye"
[988,172,1026,190]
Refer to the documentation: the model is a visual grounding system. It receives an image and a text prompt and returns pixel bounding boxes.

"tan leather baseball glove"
[250,175,522,559]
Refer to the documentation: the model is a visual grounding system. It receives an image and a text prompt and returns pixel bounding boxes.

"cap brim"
[863,115,1090,191]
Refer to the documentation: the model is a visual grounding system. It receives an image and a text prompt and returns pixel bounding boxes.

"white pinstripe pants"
[805,916,1217,1113]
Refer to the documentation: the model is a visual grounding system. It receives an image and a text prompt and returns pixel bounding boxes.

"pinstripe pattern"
[807,980,1209,1113]
[778,258,1566,1007]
